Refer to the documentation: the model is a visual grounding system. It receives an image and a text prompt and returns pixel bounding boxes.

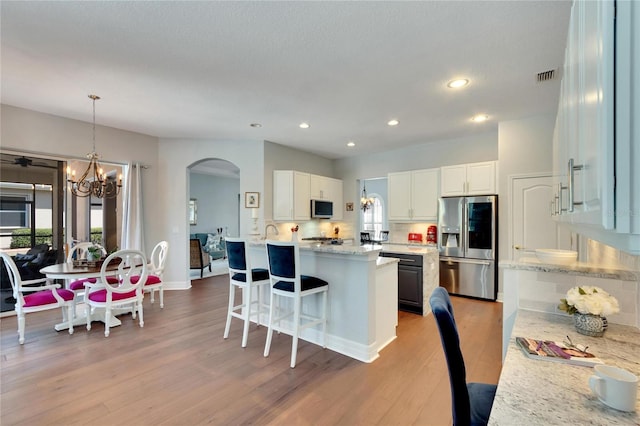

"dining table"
[40,261,125,331]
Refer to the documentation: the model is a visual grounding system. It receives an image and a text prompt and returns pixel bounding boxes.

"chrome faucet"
[264,223,279,239]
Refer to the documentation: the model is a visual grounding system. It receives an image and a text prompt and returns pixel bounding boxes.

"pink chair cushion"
[130,275,162,285]
[69,276,118,291]
[87,289,137,303]
[23,289,74,307]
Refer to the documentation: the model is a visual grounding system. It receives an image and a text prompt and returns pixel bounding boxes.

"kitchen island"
[248,241,398,363]
[379,243,439,315]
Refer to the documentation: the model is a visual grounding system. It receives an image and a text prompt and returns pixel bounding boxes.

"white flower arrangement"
[559,286,620,316]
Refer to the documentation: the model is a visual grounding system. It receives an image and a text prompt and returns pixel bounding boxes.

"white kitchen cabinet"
[310,174,343,220]
[553,0,614,227]
[552,0,639,253]
[273,170,310,221]
[440,161,497,196]
[388,168,439,221]
[327,177,343,220]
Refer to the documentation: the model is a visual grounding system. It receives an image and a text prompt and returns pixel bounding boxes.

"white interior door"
[511,175,573,261]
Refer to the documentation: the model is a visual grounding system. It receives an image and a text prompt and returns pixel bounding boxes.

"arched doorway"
[187,158,239,280]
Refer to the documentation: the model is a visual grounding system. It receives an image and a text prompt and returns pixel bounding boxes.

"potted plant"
[559,286,620,337]
[86,245,102,262]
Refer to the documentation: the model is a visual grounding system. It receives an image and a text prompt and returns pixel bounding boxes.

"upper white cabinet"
[273,170,310,221]
[274,171,343,221]
[388,168,439,221]
[440,161,497,196]
[310,174,343,220]
[552,0,639,253]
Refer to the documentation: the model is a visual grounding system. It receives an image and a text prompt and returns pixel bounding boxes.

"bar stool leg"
[290,296,302,368]
[322,290,328,348]
[223,281,236,340]
[241,285,251,348]
[264,291,276,357]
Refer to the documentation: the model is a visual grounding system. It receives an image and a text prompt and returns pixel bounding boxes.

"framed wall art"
[189,198,197,225]
[245,192,259,208]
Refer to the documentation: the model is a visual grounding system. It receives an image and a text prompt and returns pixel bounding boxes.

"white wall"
[157,138,265,289]
[1,104,161,251]
[497,114,556,295]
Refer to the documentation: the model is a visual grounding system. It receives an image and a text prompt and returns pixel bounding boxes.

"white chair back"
[149,241,169,277]
[100,250,148,297]
[1,251,26,305]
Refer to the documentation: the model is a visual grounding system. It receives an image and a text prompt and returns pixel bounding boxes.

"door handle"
[568,158,584,212]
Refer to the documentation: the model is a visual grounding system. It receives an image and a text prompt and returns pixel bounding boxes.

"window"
[362,195,384,237]
[0,183,53,249]
[0,195,29,228]
[89,194,104,245]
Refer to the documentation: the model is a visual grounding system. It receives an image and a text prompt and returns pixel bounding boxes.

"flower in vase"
[558,286,620,316]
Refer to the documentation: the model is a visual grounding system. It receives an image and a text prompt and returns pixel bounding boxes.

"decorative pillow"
[15,253,36,261]
[205,234,221,253]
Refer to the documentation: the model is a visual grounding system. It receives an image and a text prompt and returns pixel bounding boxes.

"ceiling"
[1,1,572,160]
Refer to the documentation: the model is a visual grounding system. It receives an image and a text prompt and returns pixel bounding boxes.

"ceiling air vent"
[536,69,556,82]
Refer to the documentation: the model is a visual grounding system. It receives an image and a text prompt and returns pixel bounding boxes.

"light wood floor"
[1,275,503,425]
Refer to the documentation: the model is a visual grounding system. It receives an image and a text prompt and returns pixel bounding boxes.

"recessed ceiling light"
[387,119,399,126]
[347,141,356,147]
[299,122,310,129]
[447,78,470,89]
[249,123,262,128]
[471,114,489,122]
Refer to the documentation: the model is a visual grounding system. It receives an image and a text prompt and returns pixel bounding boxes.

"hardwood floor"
[0,275,503,425]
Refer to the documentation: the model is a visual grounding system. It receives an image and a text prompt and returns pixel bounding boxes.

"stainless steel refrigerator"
[438,195,497,300]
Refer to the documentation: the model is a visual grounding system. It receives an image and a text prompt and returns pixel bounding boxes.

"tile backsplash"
[586,238,640,271]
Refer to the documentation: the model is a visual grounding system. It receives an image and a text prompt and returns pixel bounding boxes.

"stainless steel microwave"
[311,199,333,218]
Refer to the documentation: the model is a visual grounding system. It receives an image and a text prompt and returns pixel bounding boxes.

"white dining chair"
[66,242,108,316]
[85,249,148,337]
[1,251,75,344]
[144,241,169,308]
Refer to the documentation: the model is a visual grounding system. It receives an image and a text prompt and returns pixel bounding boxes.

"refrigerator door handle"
[463,199,468,256]
[440,257,492,266]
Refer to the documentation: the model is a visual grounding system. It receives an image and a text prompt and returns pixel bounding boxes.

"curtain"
[120,162,145,252]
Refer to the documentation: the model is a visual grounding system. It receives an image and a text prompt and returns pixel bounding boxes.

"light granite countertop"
[489,309,640,425]
[500,257,639,282]
[249,239,382,256]
[378,243,439,255]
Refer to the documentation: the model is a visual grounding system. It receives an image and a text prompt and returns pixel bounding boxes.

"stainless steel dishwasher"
[379,251,423,314]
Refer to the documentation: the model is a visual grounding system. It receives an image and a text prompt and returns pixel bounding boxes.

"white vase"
[291,231,298,242]
[574,313,607,337]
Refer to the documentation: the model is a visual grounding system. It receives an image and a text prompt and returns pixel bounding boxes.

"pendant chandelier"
[67,95,122,198]
[361,182,374,211]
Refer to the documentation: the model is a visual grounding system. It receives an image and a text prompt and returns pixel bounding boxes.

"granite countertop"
[376,256,399,269]
[499,257,639,281]
[249,239,382,256]
[379,243,439,255]
[489,310,640,425]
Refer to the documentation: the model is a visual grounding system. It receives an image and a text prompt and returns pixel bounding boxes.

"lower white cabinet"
[388,168,439,221]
